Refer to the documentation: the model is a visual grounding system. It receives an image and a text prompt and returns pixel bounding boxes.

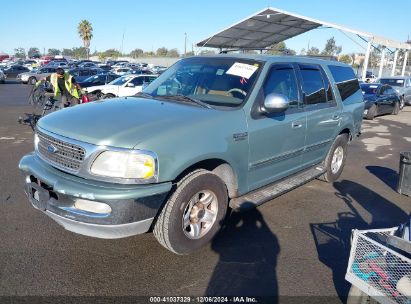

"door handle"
[332,114,340,120]
[292,121,303,129]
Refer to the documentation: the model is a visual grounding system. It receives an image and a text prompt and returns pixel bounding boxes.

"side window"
[379,86,387,95]
[131,77,144,86]
[328,65,360,102]
[263,65,299,107]
[385,87,396,95]
[299,65,326,105]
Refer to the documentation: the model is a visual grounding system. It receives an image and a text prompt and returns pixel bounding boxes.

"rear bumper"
[19,153,172,238]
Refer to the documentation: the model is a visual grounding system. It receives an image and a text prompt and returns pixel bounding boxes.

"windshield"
[379,78,405,87]
[360,84,380,94]
[143,57,262,108]
[109,76,133,86]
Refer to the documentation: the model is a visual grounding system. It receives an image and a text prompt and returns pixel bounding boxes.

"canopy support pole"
[378,47,386,78]
[391,49,398,76]
[362,40,372,81]
[402,51,409,76]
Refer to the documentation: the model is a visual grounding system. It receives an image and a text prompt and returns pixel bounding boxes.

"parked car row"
[360,75,411,120]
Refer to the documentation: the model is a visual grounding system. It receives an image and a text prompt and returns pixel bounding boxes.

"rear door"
[247,63,307,191]
[298,64,341,168]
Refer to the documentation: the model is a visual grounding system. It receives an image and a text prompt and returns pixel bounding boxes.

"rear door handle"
[292,121,303,129]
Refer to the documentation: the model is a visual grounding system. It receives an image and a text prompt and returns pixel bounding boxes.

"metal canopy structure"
[196,7,411,79]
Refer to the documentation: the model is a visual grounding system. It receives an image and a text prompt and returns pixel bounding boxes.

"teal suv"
[19,55,364,254]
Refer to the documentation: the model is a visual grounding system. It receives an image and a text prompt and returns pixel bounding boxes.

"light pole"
[184,32,187,57]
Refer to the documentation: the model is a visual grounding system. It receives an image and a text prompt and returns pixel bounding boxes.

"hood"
[37,98,217,149]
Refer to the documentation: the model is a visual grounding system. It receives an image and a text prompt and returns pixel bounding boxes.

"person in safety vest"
[44,67,80,107]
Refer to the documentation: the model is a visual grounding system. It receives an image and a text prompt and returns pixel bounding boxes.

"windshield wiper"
[158,94,212,109]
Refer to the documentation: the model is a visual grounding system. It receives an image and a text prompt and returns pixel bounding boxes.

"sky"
[1,0,410,56]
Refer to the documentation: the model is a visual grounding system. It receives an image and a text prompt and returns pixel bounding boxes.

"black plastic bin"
[397,151,411,197]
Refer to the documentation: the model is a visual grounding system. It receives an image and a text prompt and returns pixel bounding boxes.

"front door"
[247,64,307,191]
[297,64,341,168]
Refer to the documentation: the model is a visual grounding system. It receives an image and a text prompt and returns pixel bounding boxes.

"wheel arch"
[173,158,239,198]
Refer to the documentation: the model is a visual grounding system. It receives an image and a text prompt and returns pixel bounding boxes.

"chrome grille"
[37,131,85,172]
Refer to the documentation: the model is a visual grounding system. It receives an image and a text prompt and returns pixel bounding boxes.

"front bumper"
[19,153,172,239]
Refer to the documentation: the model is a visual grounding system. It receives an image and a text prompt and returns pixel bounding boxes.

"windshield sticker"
[226,62,258,79]
[397,80,404,84]
[216,69,225,76]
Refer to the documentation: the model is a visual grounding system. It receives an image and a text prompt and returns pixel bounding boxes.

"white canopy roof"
[196,7,411,50]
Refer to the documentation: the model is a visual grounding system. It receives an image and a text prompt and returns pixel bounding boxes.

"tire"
[154,169,228,255]
[347,286,378,304]
[399,96,405,110]
[319,133,349,183]
[365,104,377,120]
[392,101,400,115]
[28,77,37,85]
[102,93,115,99]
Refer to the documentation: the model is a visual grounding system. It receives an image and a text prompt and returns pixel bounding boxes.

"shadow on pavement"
[366,165,398,191]
[310,180,408,302]
[206,206,279,302]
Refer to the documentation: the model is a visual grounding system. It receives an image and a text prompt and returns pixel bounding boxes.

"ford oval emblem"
[47,144,58,154]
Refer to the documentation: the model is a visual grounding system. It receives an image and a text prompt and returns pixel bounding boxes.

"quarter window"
[299,65,326,105]
[263,65,299,107]
[328,65,360,102]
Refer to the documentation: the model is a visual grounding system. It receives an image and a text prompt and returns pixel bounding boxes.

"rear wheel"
[28,77,37,85]
[366,104,377,120]
[319,133,349,183]
[154,170,228,254]
[102,93,115,99]
[392,101,400,115]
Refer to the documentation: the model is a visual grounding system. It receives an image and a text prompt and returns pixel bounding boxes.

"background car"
[86,74,157,98]
[0,70,6,83]
[78,73,120,88]
[378,76,411,107]
[361,83,401,119]
[112,67,132,75]
[2,65,30,80]
[17,67,57,85]
[67,68,103,82]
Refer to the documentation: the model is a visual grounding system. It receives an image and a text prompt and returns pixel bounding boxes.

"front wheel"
[399,96,405,110]
[366,104,377,120]
[392,101,400,115]
[319,133,349,183]
[154,170,228,254]
[28,77,37,85]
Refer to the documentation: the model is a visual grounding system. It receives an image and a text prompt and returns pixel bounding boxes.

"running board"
[229,165,326,211]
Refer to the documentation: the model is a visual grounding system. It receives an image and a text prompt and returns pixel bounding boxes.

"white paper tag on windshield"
[397,79,404,84]
[226,62,258,79]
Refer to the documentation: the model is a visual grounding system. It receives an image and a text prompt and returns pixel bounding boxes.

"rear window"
[328,65,360,102]
[379,78,405,87]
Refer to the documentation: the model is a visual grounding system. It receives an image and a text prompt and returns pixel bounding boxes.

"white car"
[84,74,158,98]
[112,67,132,75]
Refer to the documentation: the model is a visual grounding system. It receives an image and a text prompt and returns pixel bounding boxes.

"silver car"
[378,76,411,107]
[17,67,57,85]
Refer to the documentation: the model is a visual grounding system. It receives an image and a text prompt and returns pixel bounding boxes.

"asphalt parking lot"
[0,81,410,303]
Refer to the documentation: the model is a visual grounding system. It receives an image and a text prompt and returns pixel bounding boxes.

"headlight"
[90,151,157,180]
[34,133,40,150]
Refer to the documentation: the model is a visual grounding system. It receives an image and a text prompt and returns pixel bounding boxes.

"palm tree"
[77,20,93,59]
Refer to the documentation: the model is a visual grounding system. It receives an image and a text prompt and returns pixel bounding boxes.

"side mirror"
[261,93,289,113]
[126,83,135,88]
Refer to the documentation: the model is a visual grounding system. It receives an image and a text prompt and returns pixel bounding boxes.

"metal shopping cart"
[346,223,411,304]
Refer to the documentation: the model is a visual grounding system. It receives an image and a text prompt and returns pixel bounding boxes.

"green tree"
[144,51,155,57]
[167,48,180,57]
[28,47,41,58]
[307,47,320,56]
[77,20,93,59]
[72,47,88,59]
[267,42,286,55]
[48,48,61,56]
[156,47,168,57]
[62,48,74,57]
[14,47,26,59]
[339,54,353,64]
[321,37,342,56]
[185,51,195,56]
[130,48,144,58]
